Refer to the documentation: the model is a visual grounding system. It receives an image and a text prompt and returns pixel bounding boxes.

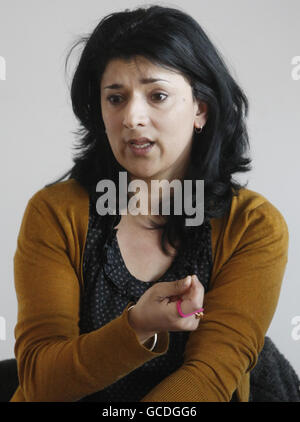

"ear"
[194,100,208,127]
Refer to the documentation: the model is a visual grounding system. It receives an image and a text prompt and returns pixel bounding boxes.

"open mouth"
[129,141,154,149]
[128,141,155,154]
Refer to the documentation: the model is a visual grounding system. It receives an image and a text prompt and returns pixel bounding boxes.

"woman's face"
[100,55,207,182]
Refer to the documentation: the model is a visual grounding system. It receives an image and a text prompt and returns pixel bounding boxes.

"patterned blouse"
[78,195,213,402]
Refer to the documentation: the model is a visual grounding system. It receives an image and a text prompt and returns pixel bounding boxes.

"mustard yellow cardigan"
[10,179,289,402]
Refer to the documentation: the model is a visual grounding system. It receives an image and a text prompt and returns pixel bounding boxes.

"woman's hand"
[128,274,205,342]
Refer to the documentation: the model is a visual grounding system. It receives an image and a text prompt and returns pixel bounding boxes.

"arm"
[140,200,289,401]
[13,196,169,402]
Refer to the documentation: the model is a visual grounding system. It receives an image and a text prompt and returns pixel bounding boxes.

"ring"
[176,299,204,319]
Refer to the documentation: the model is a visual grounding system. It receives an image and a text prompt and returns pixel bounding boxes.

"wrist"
[127,305,156,344]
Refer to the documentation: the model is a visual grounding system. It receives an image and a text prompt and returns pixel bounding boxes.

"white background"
[0,0,299,378]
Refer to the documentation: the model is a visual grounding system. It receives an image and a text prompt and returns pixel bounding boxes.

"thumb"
[176,275,192,291]
[158,276,192,297]
[182,275,192,288]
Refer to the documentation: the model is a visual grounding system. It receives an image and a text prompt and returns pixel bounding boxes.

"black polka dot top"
[78,195,213,402]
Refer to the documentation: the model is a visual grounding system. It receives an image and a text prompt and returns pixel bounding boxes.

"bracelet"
[148,333,158,352]
[128,305,157,351]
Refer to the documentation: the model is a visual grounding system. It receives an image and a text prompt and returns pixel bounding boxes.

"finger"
[192,274,205,289]
[180,276,198,300]
[192,274,202,287]
[178,279,204,312]
[157,276,192,298]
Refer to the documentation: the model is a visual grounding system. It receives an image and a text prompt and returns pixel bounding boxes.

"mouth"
[129,142,154,149]
[127,138,155,155]
[128,137,155,146]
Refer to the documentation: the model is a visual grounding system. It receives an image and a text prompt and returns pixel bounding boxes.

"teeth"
[131,142,151,149]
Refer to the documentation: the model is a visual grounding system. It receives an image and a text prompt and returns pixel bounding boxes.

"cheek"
[161,108,194,146]
[163,100,194,130]
[101,101,116,125]
[102,116,120,140]
[101,106,111,127]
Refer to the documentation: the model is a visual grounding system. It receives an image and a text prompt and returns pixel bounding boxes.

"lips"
[128,137,154,145]
[127,137,155,155]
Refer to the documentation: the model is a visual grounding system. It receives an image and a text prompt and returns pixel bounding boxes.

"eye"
[106,92,168,106]
[106,95,123,105]
[151,92,168,102]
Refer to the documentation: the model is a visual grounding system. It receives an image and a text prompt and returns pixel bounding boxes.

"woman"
[10,5,289,402]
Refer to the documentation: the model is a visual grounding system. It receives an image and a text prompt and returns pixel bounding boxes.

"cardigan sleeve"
[12,196,169,402]
[140,200,289,402]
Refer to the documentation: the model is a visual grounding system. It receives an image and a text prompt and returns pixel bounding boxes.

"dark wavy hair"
[47,4,252,256]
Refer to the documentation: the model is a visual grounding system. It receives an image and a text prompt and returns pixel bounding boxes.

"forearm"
[16,303,169,402]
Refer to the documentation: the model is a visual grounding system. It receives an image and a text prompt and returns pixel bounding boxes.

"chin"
[122,164,157,179]
[128,170,157,181]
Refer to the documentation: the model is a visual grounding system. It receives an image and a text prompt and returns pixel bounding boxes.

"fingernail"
[185,276,191,286]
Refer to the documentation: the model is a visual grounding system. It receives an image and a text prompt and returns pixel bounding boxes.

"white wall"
[1,0,299,379]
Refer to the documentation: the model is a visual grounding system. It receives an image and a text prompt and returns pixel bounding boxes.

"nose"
[122,95,149,129]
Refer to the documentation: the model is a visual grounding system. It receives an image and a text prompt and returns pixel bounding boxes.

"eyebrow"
[103,78,170,89]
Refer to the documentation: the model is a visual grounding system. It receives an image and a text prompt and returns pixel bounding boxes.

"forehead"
[100,56,187,87]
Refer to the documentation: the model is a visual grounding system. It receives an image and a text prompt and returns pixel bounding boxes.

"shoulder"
[16,179,90,274]
[20,178,90,245]
[211,187,288,237]
[28,178,89,209]
[228,187,288,232]
[30,179,88,205]
[210,187,289,271]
